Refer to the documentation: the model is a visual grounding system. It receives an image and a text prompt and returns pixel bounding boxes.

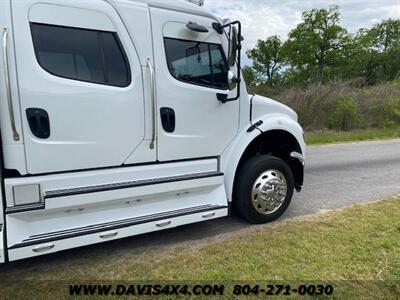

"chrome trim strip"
[9,204,228,249]
[147,57,156,149]
[2,27,20,141]
[44,171,224,199]
[6,202,45,215]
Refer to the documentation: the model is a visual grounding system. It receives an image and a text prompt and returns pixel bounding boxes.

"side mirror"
[228,70,238,90]
[218,20,242,103]
[228,26,238,67]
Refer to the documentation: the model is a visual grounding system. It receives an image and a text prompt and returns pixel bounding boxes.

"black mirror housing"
[212,22,224,34]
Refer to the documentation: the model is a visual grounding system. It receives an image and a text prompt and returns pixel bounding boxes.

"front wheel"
[233,155,294,224]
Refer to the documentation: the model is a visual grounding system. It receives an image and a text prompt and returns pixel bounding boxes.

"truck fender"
[221,114,305,202]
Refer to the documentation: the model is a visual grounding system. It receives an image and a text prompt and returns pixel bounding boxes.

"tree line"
[243,5,400,88]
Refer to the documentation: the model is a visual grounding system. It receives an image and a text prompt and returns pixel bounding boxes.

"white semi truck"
[0,0,305,262]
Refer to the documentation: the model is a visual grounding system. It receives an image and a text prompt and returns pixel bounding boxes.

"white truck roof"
[106,0,217,20]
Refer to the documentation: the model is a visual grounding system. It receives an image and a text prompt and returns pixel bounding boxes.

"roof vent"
[185,0,205,6]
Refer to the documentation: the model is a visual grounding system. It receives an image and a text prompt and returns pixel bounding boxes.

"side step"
[4,158,229,261]
[10,204,227,249]
[8,205,228,261]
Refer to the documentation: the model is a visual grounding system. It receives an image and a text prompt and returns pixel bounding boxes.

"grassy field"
[306,128,400,145]
[1,196,400,299]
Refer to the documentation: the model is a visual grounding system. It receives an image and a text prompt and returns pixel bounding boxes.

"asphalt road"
[2,139,400,268]
[290,138,400,216]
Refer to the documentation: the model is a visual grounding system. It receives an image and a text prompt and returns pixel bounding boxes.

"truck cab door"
[150,8,240,161]
[11,0,154,175]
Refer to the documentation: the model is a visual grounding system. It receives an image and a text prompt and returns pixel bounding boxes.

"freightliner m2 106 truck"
[0,0,305,262]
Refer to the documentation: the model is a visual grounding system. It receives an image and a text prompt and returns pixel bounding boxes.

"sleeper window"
[30,23,130,87]
[164,38,228,89]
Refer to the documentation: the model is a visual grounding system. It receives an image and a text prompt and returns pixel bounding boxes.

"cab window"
[164,38,228,89]
[30,23,131,87]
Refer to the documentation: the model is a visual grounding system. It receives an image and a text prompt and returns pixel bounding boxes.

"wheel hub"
[251,169,288,215]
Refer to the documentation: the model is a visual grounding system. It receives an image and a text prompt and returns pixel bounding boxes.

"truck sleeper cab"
[0,0,305,262]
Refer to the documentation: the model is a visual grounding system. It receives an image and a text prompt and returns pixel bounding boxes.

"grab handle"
[146,58,156,150]
[2,28,20,141]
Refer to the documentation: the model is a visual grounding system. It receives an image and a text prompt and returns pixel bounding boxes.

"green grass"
[1,196,400,299]
[306,128,400,145]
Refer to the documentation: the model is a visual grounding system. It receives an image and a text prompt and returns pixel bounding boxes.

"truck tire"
[233,155,294,224]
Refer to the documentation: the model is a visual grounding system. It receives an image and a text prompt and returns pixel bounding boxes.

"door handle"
[2,27,20,141]
[26,108,50,139]
[160,107,175,133]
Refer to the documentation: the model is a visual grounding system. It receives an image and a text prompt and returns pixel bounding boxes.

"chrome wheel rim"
[251,169,288,215]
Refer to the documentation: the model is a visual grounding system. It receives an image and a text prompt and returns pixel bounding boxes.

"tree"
[244,6,399,88]
[369,19,400,53]
[242,66,257,86]
[366,19,400,83]
[247,35,284,86]
[282,5,349,83]
[351,19,400,84]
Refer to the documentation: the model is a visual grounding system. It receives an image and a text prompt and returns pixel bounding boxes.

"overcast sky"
[203,0,400,64]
